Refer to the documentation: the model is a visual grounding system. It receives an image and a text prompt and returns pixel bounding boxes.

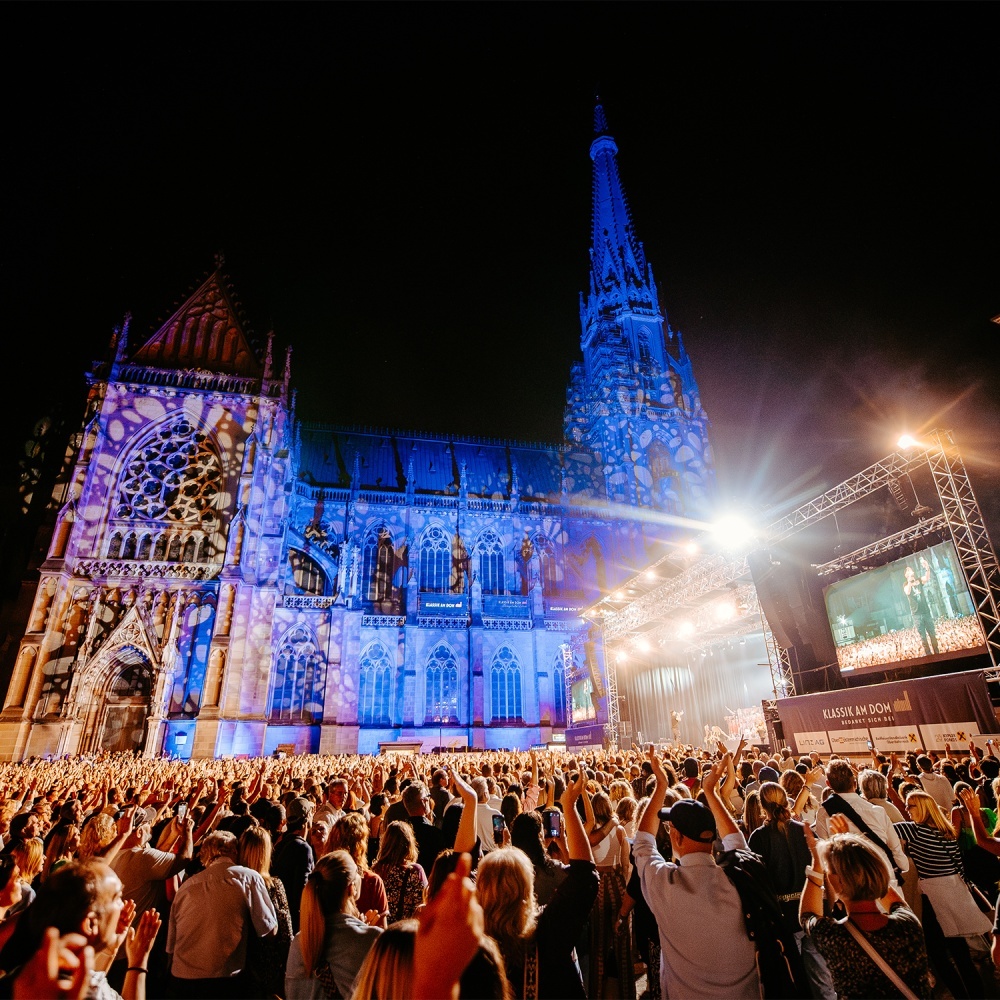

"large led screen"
[571,678,596,723]
[823,540,986,674]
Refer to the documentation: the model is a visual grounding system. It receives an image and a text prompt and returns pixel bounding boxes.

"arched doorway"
[99,648,153,753]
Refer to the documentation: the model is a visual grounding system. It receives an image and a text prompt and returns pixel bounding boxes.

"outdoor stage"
[574,430,1000,753]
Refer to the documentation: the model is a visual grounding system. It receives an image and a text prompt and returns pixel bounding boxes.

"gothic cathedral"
[0,105,714,760]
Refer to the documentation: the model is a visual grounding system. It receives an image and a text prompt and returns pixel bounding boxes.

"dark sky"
[4,4,998,541]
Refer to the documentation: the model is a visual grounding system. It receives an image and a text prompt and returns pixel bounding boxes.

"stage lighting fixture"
[714,602,736,622]
[684,541,699,557]
[635,638,651,653]
[644,569,657,581]
[613,590,624,601]
[711,513,755,549]
[677,621,694,637]
[897,434,918,450]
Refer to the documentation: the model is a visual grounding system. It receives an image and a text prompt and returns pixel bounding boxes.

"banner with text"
[776,670,995,755]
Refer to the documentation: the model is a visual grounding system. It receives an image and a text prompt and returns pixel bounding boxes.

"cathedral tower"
[564,101,714,516]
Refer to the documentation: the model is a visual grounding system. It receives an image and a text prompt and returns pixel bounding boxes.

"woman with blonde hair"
[328,812,388,927]
[780,768,819,825]
[77,812,116,861]
[894,790,988,997]
[372,820,426,922]
[240,824,293,998]
[739,788,764,836]
[800,824,931,998]
[284,849,382,999]
[477,773,598,998]
[352,917,512,1000]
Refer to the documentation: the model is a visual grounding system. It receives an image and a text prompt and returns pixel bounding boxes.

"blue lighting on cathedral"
[0,103,714,760]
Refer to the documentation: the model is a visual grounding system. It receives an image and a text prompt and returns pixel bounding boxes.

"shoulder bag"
[843,919,918,1000]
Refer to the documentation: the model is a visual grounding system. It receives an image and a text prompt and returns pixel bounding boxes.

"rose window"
[115,420,221,523]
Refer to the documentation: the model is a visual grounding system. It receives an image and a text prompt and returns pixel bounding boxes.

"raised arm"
[450,768,478,855]
[560,772,594,862]
[702,754,742,844]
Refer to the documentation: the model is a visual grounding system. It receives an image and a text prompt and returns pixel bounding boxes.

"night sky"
[4,5,998,543]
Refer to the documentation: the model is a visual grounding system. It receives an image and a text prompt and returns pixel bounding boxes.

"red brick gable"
[130,272,262,377]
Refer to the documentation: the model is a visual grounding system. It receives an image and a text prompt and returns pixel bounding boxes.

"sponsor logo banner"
[918,722,980,751]
[483,595,530,617]
[792,731,831,754]
[828,729,872,754]
[870,725,922,751]
[776,671,993,741]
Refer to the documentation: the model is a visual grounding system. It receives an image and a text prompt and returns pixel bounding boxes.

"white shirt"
[476,801,502,851]
[918,771,956,813]
[634,830,760,999]
[816,791,909,875]
[167,858,277,979]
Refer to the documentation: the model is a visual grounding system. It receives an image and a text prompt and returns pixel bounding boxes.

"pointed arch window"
[425,643,459,724]
[362,526,395,603]
[490,645,522,722]
[358,641,393,726]
[289,548,328,596]
[475,529,506,596]
[419,525,451,594]
[533,535,559,597]
[552,649,568,727]
[269,625,326,723]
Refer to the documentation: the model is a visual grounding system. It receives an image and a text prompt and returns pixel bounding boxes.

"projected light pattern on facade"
[0,105,714,760]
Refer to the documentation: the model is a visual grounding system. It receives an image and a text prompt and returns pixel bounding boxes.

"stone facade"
[0,105,714,760]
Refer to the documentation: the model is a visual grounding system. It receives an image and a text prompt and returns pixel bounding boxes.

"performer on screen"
[904,556,940,656]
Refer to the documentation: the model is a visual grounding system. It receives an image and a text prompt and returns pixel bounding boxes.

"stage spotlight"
[714,602,736,622]
[644,569,657,581]
[711,513,755,549]
[684,541,699,557]
[897,434,918,450]
[635,638,651,653]
[613,591,624,601]
[677,621,695,637]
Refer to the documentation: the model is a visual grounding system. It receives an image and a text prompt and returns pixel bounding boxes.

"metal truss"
[925,431,1000,674]
[604,646,622,750]
[593,428,1000,682]
[815,515,948,576]
[761,614,795,698]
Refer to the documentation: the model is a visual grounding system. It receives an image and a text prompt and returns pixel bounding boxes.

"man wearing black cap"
[634,748,760,999]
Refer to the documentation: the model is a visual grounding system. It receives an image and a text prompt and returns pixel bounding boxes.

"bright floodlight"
[711,513,755,549]
[644,569,657,581]
[897,434,918,449]
[714,602,736,622]
[635,638,651,653]
[677,621,695,637]
[684,541,699,556]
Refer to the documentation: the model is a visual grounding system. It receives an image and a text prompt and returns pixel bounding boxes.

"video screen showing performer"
[823,540,986,673]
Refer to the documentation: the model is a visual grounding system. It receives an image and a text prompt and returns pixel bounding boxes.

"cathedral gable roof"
[130,270,263,377]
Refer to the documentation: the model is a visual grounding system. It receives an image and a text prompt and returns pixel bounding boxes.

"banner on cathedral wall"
[483,595,531,618]
[419,595,468,615]
[776,670,995,755]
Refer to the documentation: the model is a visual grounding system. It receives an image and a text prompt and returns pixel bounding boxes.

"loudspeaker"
[749,548,842,693]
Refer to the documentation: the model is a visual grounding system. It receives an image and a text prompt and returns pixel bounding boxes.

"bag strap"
[824,795,901,879]
[523,944,539,1000]
[843,920,918,1000]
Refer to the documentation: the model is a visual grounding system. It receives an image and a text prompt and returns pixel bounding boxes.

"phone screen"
[176,802,188,820]
[867,740,874,750]
[545,810,562,839]
[491,814,505,839]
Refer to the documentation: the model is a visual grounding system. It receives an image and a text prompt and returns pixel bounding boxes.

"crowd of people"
[837,615,986,671]
[2,737,1000,999]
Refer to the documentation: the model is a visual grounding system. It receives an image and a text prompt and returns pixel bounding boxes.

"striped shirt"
[893,821,963,879]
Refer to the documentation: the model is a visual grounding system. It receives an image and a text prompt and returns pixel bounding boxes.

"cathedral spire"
[586,99,654,326]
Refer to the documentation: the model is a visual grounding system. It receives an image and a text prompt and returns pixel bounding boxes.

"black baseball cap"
[657,799,717,843]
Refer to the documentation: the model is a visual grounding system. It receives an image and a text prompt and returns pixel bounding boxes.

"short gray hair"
[199,830,238,866]
[471,777,489,804]
[859,769,887,801]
